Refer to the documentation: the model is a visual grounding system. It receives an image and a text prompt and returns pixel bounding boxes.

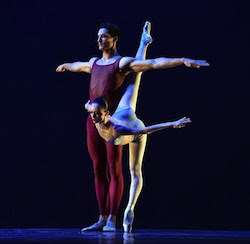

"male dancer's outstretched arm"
[119,57,209,74]
[56,58,96,73]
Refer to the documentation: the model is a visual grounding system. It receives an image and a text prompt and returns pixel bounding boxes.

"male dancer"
[56,22,209,232]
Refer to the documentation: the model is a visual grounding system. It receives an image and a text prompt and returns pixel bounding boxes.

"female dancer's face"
[89,103,107,124]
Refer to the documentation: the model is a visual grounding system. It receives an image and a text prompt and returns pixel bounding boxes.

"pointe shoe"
[142,21,153,45]
[123,223,133,233]
[123,209,134,233]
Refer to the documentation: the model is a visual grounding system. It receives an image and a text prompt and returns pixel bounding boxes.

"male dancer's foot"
[141,21,153,46]
[81,215,107,232]
[103,215,116,232]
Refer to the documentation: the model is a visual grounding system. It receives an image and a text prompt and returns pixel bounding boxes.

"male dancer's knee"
[109,160,123,179]
[93,161,108,179]
[106,144,123,179]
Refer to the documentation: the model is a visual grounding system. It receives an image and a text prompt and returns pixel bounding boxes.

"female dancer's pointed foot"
[141,21,153,46]
[123,223,133,233]
[123,208,134,233]
[81,221,106,232]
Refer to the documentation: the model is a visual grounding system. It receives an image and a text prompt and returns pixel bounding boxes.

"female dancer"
[85,86,191,233]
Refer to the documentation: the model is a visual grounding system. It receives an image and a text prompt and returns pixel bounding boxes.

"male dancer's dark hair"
[99,23,121,42]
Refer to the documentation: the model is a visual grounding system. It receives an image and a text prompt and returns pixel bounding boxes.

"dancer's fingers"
[197,60,210,66]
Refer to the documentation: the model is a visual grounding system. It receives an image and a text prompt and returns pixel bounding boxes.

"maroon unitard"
[87,58,126,215]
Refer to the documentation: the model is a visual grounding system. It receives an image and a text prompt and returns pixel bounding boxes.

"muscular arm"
[56,57,97,73]
[120,57,209,74]
[114,117,191,135]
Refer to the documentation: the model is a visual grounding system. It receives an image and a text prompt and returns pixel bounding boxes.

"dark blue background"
[2,0,249,230]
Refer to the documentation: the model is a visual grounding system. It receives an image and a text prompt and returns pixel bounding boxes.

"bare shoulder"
[89,57,98,68]
[119,57,136,74]
[119,57,136,67]
[107,115,118,125]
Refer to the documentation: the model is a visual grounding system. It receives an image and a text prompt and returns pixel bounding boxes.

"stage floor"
[1,228,250,244]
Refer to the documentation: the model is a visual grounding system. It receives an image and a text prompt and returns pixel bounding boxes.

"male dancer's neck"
[102,48,119,60]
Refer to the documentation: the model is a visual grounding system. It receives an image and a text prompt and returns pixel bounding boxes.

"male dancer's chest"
[89,62,125,100]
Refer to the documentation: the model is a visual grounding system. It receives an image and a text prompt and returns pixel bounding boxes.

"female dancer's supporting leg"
[123,134,147,232]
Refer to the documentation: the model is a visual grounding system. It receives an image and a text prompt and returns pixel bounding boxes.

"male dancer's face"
[90,103,108,124]
[97,28,117,51]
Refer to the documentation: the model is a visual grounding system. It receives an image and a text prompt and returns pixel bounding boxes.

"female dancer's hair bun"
[93,95,109,111]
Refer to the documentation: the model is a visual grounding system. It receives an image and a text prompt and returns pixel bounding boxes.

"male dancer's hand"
[183,58,210,68]
[56,64,66,72]
[173,117,191,128]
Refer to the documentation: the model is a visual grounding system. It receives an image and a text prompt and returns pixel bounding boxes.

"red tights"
[87,115,123,216]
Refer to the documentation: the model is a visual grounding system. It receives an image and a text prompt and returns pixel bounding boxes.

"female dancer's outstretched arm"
[113,117,191,136]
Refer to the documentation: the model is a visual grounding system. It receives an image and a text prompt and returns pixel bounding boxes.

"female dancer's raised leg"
[115,21,152,114]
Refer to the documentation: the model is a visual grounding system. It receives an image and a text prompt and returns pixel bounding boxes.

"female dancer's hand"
[84,100,91,112]
[173,117,191,128]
